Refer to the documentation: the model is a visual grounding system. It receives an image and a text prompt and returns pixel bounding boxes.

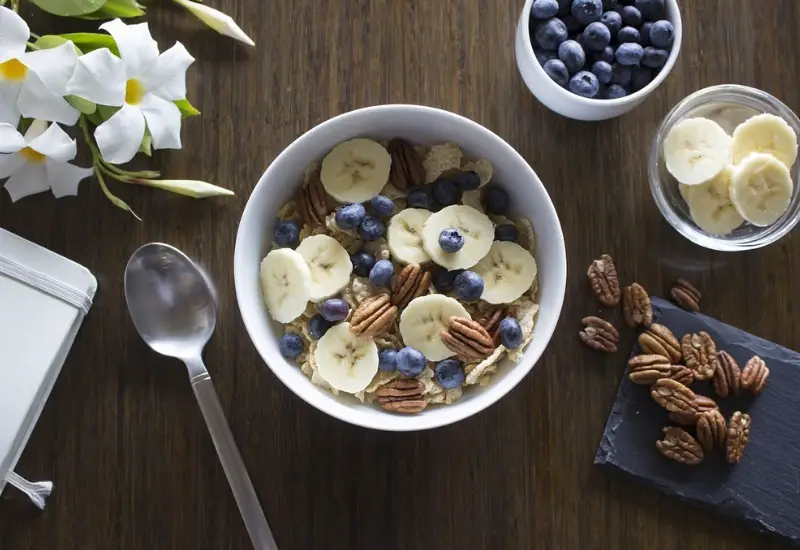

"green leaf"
[67,95,96,115]
[59,33,119,55]
[174,99,201,119]
[97,105,121,122]
[86,111,103,126]
[139,131,152,157]
[79,0,145,19]
[29,0,106,16]
[34,35,82,54]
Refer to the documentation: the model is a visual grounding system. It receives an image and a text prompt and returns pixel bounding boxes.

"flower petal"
[0,7,29,64]
[0,152,24,178]
[139,93,181,150]
[0,80,21,125]
[24,119,48,141]
[46,160,93,198]
[28,122,76,163]
[21,41,78,95]
[144,42,194,101]
[0,123,24,153]
[99,19,159,78]
[65,48,126,107]
[95,103,145,164]
[4,161,47,202]
[18,72,80,126]
[173,0,255,46]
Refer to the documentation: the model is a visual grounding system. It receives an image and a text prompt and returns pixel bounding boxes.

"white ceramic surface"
[515,0,683,121]
[234,105,567,431]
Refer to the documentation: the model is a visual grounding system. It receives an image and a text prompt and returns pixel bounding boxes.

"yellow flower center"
[0,58,28,82]
[20,147,45,163]
[125,78,146,105]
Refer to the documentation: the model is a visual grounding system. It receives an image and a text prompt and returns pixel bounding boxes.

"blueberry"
[432,267,462,293]
[556,40,585,73]
[571,0,602,24]
[641,46,668,68]
[434,359,465,389]
[617,26,640,43]
[406,186,434,210]
[562,14,582,33]
[583,21,611,50]
[599,10,622,36]
[531,0,559,18]
[620,5,642,26]
[557,0,572,15]
[378,349,398,372]
[635,0,665,20]
[369,259,394,287]
[499,317,523,348]
[454,170,481,191]
[483,186,510,215]
[318,299,350,322]
[639,21,653,45]
[370,195,395,217]
[279,333,304,358]
[308,315,332,339]
[335,203,366,230]
[534,17,568,50]
[454,271,484,301]
[631,66,652,91]
[534,48,558,66]
[611,63,632,85]
[596,45,615,63]
[615,42,643,65]
[605,83,628,99]
[648,19,674,48]
[543,59,569,87]
[439,228,465,253]
[591,61,613,84]
[351,251,375,277]
[494,223,519,242]
[358,215,385,241]
[568,70,600,98]
[396,347,426,377]
[273,220,300,247]
[432,177,461,206]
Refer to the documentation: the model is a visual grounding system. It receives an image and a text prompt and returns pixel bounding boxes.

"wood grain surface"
[1,1,799,548]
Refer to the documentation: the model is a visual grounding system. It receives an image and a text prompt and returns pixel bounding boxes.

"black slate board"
[595,298,800,546]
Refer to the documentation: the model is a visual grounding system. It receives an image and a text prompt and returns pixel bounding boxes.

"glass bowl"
[649,84,800,251]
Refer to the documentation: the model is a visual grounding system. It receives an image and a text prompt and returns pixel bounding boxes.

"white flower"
[0,120,93,202]
[0,7,80,126]
[173,0,255,46]
[65,19,195,165]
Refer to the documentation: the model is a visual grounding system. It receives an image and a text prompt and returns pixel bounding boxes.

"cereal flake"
[424,142,463,182]
[465,346,506,385]
[461,189,484,212]
[462,158,493,187]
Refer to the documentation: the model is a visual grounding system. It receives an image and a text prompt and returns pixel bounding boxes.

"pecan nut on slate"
[681,332,718,380]
[587,254,621,307]
[350,294,398,338]
[638,323,682,363]
[296,168,328,228]
[656,427,704,465]
[670,278,702,312]
[387,138,425,191]
[696,409,727,453]
[650,379,717,417]
[740,355,770,395]
[712,350,741,398]
[476,307,505,345]
[579,316,619,353]
[440,317,494,361]
[622,283,653,328]
[726,411,751,464]
[627,355,692,386]
[392,263,431,309]
[375,378,427,414]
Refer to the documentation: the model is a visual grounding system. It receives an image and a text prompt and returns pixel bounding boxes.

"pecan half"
[650,379,697,414]
[656,427,704,465]
[696,410,727,453]
[296,168,328,228]
[622,283,653,328]
[375,378,428,413]
[681,332,718,380]
[740,355,769,395]
[638,324,682,363]
[670,278,701,312]
[628,355,691,385]
[440,317,494,361]
[350,294,398,338]
[579,316,619,353]
[392,263,431,309]
[726,411,751,464]
[477,307,505,345]
[587,254,621,307]
[712,350,741,398]
[387,138,425,191]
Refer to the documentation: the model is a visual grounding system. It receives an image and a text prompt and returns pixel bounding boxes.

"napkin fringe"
[4,471,53,510]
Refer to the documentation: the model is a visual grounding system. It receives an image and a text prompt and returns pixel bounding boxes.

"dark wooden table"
[2,1,799,548]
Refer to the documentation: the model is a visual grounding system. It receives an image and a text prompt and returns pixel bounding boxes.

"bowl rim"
[519,0,683,106]
[234,104,567,431]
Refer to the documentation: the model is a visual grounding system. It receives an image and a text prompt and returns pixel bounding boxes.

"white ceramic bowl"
[515,0,682,121]
[234,105,567,431]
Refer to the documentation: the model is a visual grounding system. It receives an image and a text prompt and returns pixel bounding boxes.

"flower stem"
[26,42,39,51]
[94,166,141,220]
[79,115,160,180]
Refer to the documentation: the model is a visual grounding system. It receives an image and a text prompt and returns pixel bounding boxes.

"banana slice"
[387,208,432,265]
[399,295,470,361]
[295,234,353,302]
[259,248,312,323]
[683,166,744,235]
[730,152,794,227]
[314,322,379,393]
[320,138,391,203]
[473,241,537,304]
[732,113,798,169]
[663,118,732,186]
[678,183,692,202]
[421,205,494,270]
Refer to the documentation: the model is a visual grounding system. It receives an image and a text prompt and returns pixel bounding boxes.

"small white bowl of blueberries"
[515,0,682,121]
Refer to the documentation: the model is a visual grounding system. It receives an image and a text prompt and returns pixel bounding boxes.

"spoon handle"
[190,370,278,549]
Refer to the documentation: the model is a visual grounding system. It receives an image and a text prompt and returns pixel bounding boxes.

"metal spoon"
[124,243,277,550]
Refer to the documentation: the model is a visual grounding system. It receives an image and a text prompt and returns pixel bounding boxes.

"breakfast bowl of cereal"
[234,105,567,431]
